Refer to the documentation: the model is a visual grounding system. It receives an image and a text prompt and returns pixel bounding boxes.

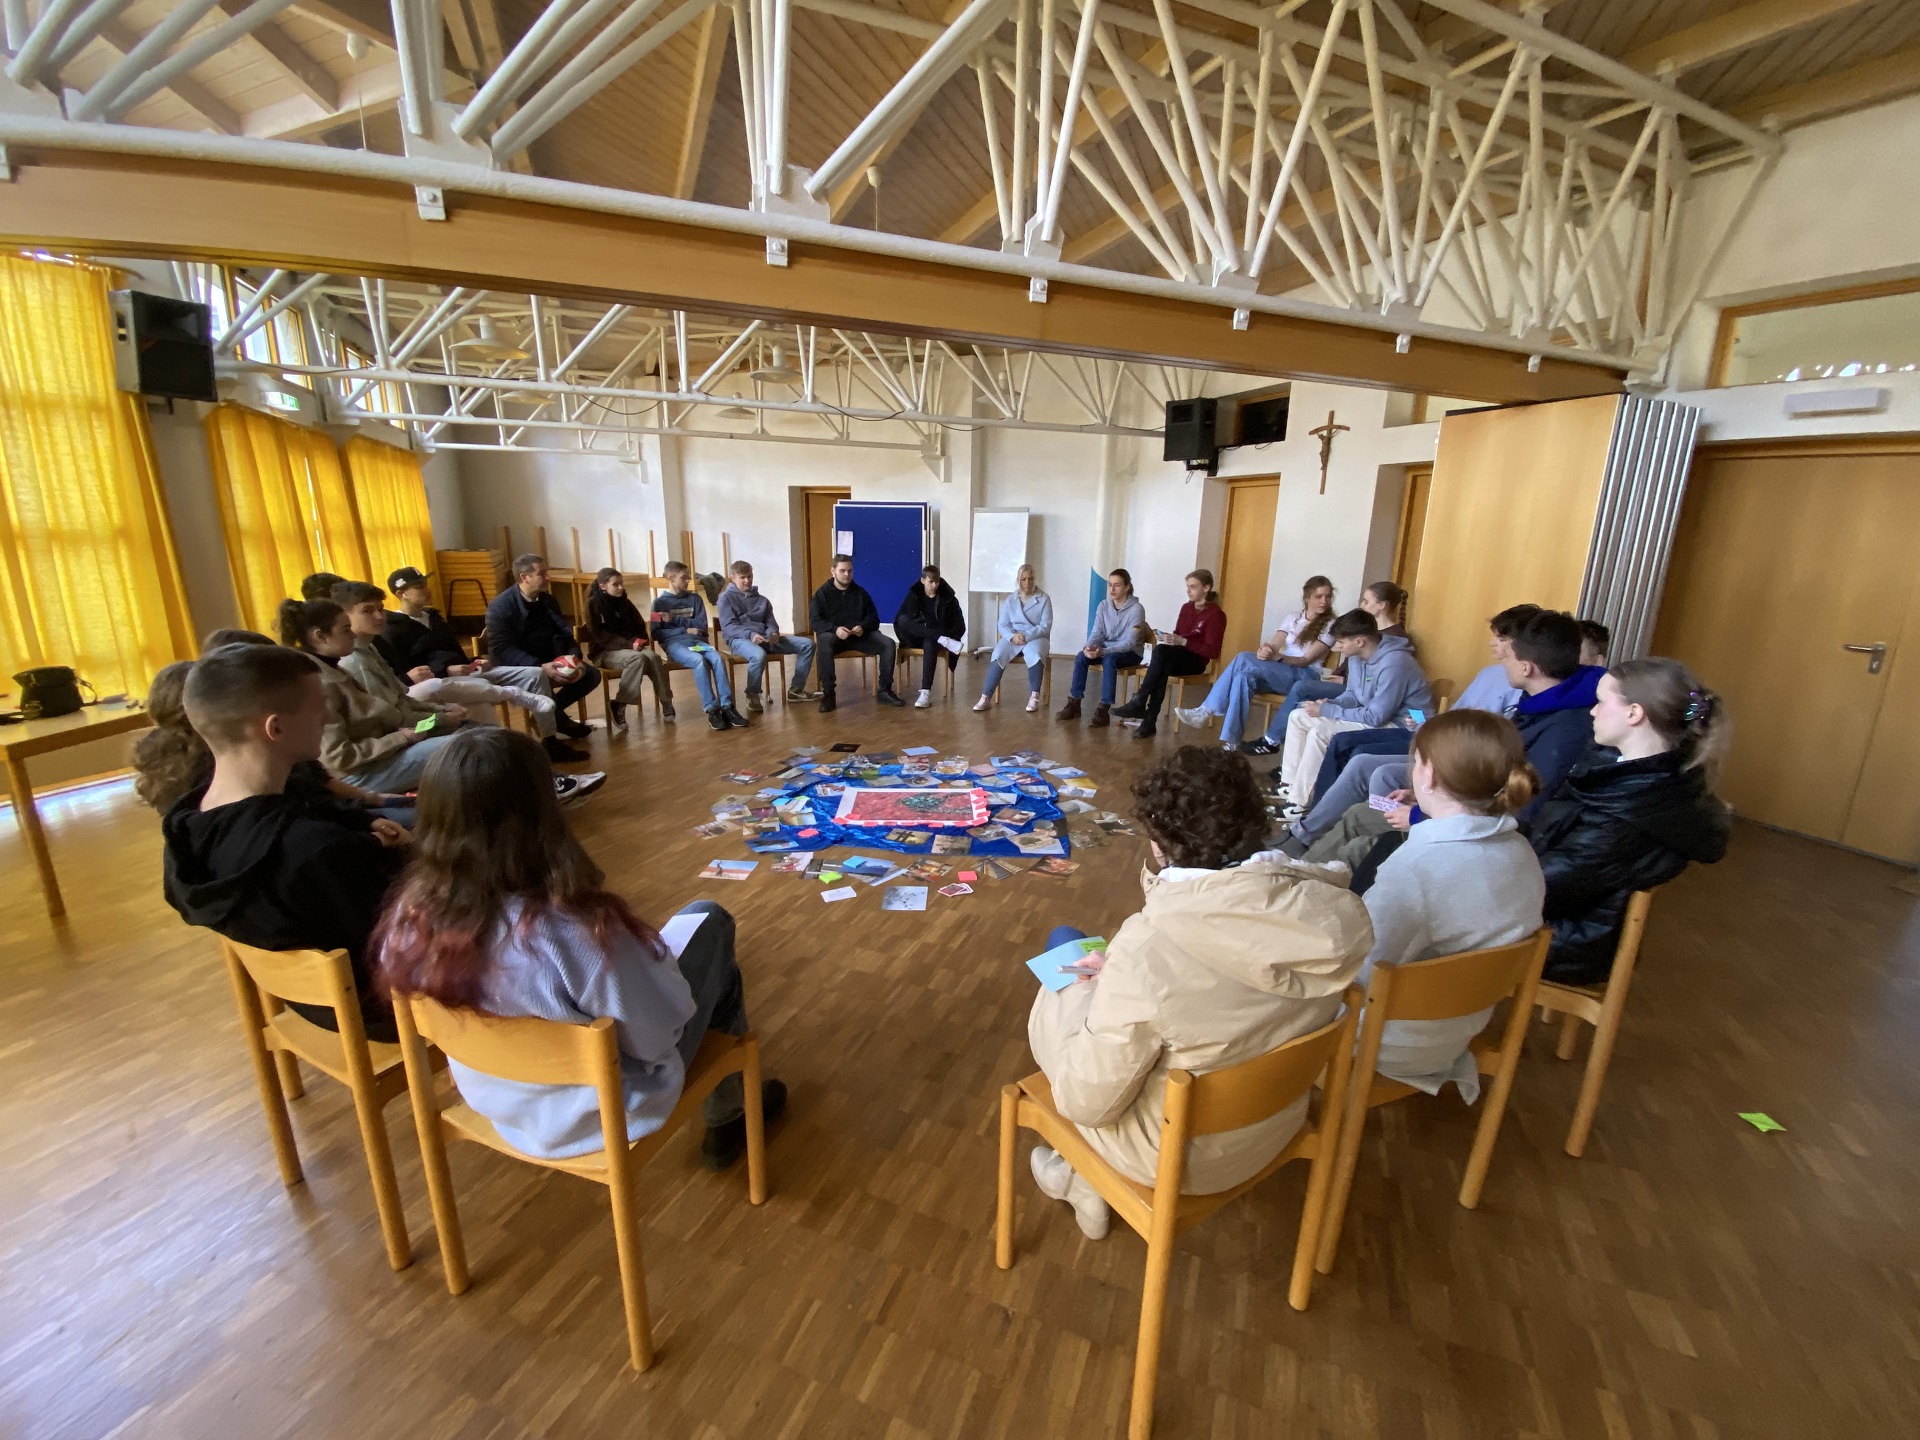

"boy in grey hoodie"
[1277,610,1431,806]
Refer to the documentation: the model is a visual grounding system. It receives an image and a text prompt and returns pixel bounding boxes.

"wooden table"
[2,705,153,920]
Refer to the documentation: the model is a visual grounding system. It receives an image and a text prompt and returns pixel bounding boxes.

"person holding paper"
[894,564,967,707]
[376,727,787,1169]
[974,563,1052,713]
[654,559,748,731]
[1021,747,1369,1239]
[1109,570,1226,739]
[1056,568,1145,727]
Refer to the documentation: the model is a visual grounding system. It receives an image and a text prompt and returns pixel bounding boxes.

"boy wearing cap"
[379,567,567,757]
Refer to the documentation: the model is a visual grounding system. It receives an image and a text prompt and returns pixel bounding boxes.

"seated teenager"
[807,553,904,713]
[717,560,818,711]
[384,567,559,736]
[1578,618,1611,668]
[483,554,600,750]
[1176,574,1336,747]
[374,728,787,1169]
[1056,568,1145,726]
[1023,746,1370,1238]
[652,559,747,732]
[1110,569,1225,739]
[1275,610,1430,806]
[162,643,409,1041]
[137,653,414,824]
[1290,608,1593,852]
[300,571,350,602]
[281,598,466,796]
[585,567,675,727]
[1361,579,1410,638]
[973,563,1049,712]
[896,564,967,708]
[334,580,470,728]
[1529,658,1731,984]
[1355,710,1545,1097]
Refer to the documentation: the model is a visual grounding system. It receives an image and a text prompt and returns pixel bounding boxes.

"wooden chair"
[1428,677,1457,713]
[1111,662,1146,706]
[986,652,1050,705]
[896,646,958,700]
[1534,891,1654,1157]
[391,996,768,1371]
[717,622,792,705]
[996,988,1362,1440]
[817,642,875,693]
[1165,658,1219,734]
[1315,929,1551,1276]
[217,936,419,1272]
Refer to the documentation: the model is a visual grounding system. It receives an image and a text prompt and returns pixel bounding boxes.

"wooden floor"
[4,678,1918,1440]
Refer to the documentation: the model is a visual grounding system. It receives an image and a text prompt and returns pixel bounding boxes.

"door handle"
[1843,642,1887,675]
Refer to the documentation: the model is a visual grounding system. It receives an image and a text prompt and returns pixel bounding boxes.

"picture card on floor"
[931,835,972,855]
[937,883,974,898]
[830,742,862,752]
[902,746,938,756]
[772,853,815,873]
[1025,936,1107,991]
[881,886,928,911]
[821,886,858,903]
[719,771,762,785]
[905,859,950,880]
[1032,857,1080,877]
[690,820,734,838]
[1012,833,1066,856]
[699,859,758,881]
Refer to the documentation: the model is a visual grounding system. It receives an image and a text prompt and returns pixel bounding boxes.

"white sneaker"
[1025,693,1041,713]
[915,689,932,708]
[554,771,606,806]
[1175,705,1215,728]
[1030,1147,1110,1239]
[973,695,991,712]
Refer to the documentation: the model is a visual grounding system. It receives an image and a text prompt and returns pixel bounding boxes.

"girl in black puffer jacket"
[1529,657,1732,984]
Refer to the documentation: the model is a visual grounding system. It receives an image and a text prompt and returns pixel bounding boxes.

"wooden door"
[802,488,850,598]
[1393,465,1433,607]
[1218,477,1280,659]
[1653,440,1920,862]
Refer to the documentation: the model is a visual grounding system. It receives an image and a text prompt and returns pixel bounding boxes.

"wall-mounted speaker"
[1163,397,1218,470]
[110,290,218,403]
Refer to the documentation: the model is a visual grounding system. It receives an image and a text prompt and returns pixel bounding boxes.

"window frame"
[1707,275,1920,389]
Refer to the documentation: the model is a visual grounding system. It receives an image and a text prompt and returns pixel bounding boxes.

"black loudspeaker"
[110,290,218,403]
[1237,393,1290,447]
[1163,397,1218,465]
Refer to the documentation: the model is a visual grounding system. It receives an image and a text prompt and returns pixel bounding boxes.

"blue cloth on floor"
[760,761,1071,857]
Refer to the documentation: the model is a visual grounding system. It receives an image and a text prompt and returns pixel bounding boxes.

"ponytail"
[1410,709,1538,815]
[1610,657,1729,782]
[1365,579,1407,623]
[1187,568,1218,606]
[278,597,342,651]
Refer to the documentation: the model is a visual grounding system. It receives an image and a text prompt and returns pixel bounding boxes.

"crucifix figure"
[1309,410,1350,493]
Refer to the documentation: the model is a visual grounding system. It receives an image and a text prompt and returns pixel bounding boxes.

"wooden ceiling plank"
[1728,40,1920,129]
[674,5,731,199]
[1421,0,1575,54]
[96,20,243,135]
[215,1,340,108]
[290,0,394,47]
[823,0,976,221]
[1621,0,1873,80]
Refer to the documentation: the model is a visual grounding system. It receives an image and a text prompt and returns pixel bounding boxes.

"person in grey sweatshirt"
[1056,567,1148,726]
[1353,709,1545,1099]
[717,560,818,711]
[1276,611,1432,805]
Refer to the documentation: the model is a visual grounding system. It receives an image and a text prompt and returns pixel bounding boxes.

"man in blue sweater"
[483,554,596,761]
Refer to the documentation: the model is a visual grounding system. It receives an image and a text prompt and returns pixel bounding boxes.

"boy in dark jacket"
[483,554,597,747]
[808,553,903,713]
[162,643,409,1040]
[893,564,966,707]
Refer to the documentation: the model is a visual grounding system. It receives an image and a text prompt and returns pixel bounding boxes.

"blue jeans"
[663,637,733,709]
[1296,752,1410,843]
[1261,675,1345,745]
[1201,653,1319,745]
[729,634,815,695]
[344,732,462,794]
[1067,648,1142,704]
[1310,727,1411,804]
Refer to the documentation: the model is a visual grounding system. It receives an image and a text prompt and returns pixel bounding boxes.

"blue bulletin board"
[831,501,930,636]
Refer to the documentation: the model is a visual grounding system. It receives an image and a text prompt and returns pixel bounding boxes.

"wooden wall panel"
[1411,396,1623,694]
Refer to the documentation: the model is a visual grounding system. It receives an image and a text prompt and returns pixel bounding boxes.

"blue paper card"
[1025,936,1108,992]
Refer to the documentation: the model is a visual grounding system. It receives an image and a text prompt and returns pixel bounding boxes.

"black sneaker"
[818,696,836,713]
[555,714,592,740]
[1134,718,1157,739]
[876,690,906,707]
[542,735,591,765]
[1110,699,1147,720]
[608,701,627,730]
[701,1079,789,1171]
[720,704,749,727]
[1244,738,1281,756]
[706,707,728,731]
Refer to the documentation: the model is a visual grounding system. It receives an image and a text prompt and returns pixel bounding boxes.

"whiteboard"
[969,509,1030,593]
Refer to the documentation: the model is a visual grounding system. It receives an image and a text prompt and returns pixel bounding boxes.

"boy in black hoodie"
[162,643,408,1041]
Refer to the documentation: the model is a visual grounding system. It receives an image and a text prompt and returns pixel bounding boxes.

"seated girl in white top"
[974,564,1054,712]
[1358,709,1545,1099]
[376,727,785,1169]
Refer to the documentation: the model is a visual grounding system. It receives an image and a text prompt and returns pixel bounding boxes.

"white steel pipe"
[0,111,1633,371]
[806,0,1008,201]
[1149,0,1235,269]
[1247,0,1347,278]
[1032,0,1053,215]
[45,0,138,73]
[1037,0,1098,243]
[975,61,1010,241]
[765,0,790,193]
[390,0,435,136]
[3,0,30,56]
[456,0,588,138]
[4,0,84,85]
[516,0,630,93]
[98,0,302,121]
[1008,0,1029,239]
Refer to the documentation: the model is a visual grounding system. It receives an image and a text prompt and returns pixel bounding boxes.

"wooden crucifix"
[1309,410,1350,493]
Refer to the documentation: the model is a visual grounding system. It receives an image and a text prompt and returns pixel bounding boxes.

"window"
[1710,278,1920,388]
[340,341,407,419]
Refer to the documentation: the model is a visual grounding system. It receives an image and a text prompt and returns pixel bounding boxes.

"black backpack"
[12,666,91,719]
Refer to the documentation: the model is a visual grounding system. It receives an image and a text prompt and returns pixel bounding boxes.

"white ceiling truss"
[0,1,1789,376]
[186,263,1192,453]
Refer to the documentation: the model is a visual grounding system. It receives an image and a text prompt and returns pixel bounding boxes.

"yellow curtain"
[0,254,195,701]
[205,404,370,633]
[343,437,437,604]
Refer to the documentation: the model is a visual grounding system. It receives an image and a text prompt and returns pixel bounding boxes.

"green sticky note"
[414,717,437,733]
[1738,1112,1785,1133]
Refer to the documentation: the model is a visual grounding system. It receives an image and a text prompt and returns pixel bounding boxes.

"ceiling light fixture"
[750,343,799,384]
